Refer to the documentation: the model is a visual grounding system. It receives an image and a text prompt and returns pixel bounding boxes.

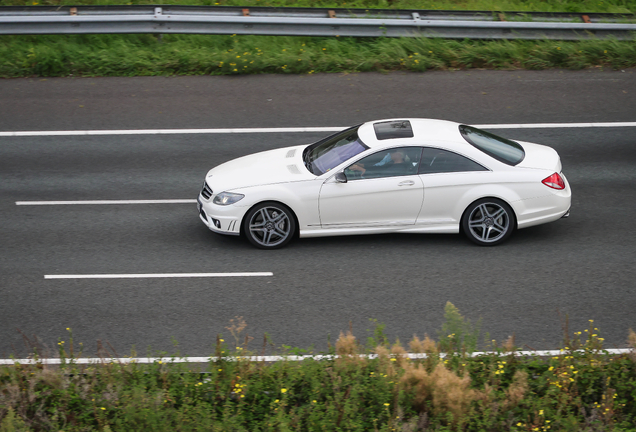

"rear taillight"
[542,172,565,190]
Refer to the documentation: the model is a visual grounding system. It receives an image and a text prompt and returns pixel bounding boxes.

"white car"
[197,119,570,249]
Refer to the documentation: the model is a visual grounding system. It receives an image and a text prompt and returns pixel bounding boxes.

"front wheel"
[462,198,515,246]
[243,202,296,249]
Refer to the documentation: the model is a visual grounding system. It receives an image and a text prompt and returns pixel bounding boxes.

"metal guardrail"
[1,5,635,39]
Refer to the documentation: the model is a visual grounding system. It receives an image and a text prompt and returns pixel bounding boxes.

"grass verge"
[1,34,636,78]
[2,303,636,431]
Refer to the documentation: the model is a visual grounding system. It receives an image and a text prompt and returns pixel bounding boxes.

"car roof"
[358,118,466,150]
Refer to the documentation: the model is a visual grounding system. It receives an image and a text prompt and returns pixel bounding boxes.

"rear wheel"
[462,198,515,246]
[243,202,296,249]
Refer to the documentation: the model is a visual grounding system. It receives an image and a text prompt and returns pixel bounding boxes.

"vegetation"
[1,33,636,78]
[2,303,636,431]
[1,0,636,77]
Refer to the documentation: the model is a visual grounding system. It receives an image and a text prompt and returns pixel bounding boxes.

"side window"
[418,148,487,175]
[344,147,422,180]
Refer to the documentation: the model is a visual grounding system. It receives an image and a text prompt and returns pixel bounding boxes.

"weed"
[1,34,635,78]
[2,310,636,430]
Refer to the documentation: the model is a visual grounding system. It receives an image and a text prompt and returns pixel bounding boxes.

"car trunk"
[515,141,562,172]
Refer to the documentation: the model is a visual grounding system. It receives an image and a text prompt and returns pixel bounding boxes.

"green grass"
[1,33,636,77]
[1,0,635,77]
[2,304,636,431]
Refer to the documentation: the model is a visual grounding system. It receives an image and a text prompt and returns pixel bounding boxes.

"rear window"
[373,120,414,140]
[459,125,525,166]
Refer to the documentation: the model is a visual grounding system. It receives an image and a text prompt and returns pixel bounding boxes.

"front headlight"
[213,191,245,206]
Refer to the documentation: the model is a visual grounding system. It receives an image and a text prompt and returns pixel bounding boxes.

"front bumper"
[197,195,241,236]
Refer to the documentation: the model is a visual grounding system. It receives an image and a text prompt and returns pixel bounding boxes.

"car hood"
[205,145,315,192]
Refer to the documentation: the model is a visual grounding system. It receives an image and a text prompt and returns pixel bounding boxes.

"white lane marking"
[1,122,635,137]
[45,272,273,279]
[0,127,345,137]
[16,199,197,206]
[477,122,636,129]
[1,348,631,365]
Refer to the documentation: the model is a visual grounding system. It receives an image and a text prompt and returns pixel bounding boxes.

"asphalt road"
[1,70,635,359]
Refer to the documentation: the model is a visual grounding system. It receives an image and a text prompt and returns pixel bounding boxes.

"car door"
[417,147,491,225]
[319,147,424,228]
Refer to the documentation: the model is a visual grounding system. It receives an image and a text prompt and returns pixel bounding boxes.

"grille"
[201,181,213,199]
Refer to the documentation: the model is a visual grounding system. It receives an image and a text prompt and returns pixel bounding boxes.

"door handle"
[398,180,415,186]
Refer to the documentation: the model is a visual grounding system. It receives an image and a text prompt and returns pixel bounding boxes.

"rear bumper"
[513,190,571,229]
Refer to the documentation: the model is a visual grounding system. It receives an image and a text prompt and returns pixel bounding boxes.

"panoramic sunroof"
[373,120,414,140]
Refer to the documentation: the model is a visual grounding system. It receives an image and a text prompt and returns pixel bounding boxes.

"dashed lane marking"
[16,199,197,206]
[44,272,273,279]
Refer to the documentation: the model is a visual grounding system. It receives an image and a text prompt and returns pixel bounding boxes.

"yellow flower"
[281,388,287,393]
[390,358,397,362]
[539,410,544,415]
[384,403,390,406]
[100,407,106,410]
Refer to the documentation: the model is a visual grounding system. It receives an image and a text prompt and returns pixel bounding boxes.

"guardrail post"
[155,7,163,42]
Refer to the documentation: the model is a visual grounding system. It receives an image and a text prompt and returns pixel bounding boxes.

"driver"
[349,150,407,176]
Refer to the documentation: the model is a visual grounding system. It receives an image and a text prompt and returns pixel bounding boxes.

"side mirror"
[335,172,348,183]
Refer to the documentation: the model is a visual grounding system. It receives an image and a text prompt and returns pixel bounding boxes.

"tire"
[242,202,296,249]
[461,198,515,246]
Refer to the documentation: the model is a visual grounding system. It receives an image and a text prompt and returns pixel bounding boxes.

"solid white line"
[16,199,197,206]
[1,348,631,365]
[0,127,345,137]
[1,122,635,137]
[475,122,636,129]
[44,272,273,279]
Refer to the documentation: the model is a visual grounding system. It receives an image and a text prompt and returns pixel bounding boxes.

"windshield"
[459,125,525,166]
[303,126,368,175]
